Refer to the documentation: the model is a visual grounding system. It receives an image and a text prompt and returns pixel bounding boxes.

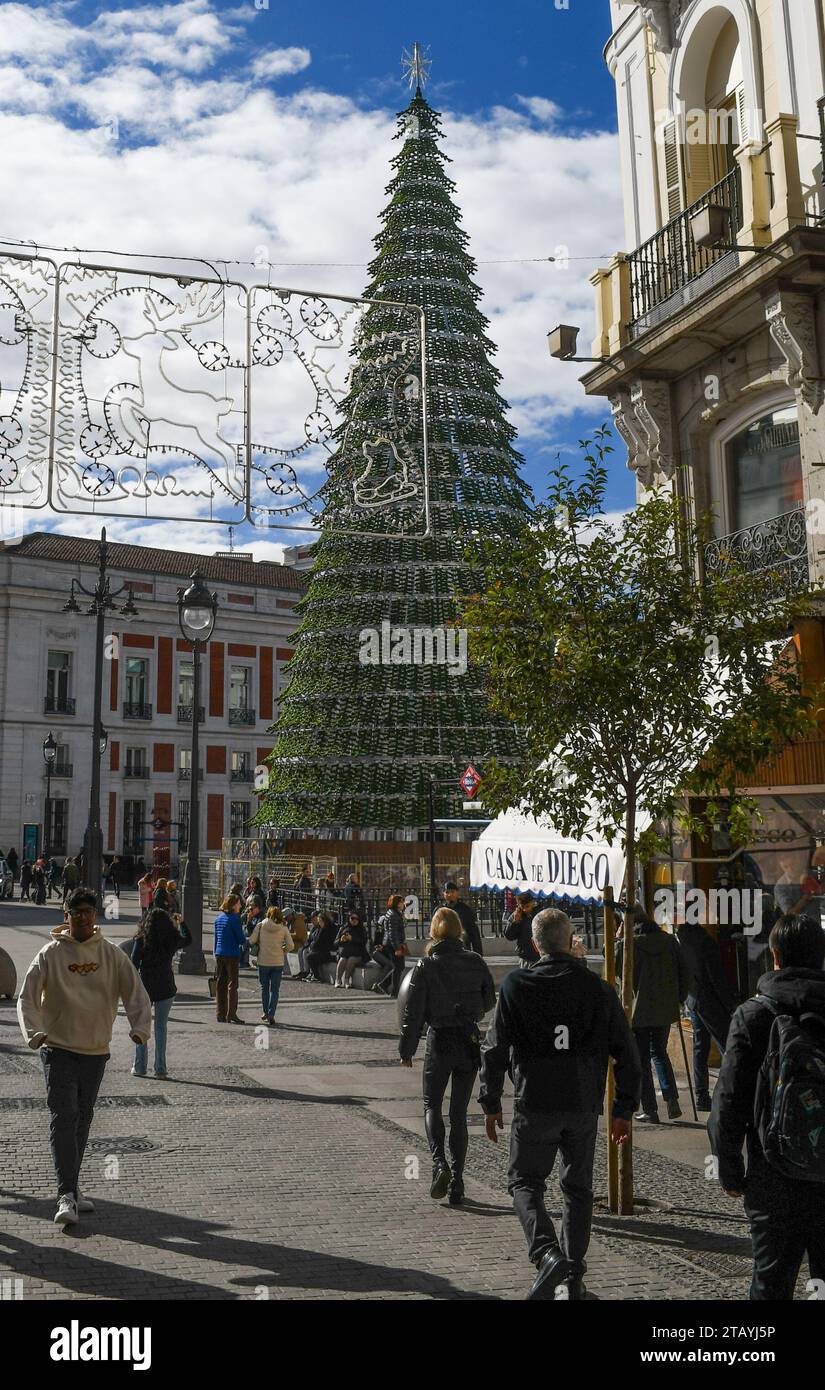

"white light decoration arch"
[668,0,763,138]
[0,251,430,539]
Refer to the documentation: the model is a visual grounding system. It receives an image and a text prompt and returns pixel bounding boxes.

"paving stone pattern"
[0,969,799,1302]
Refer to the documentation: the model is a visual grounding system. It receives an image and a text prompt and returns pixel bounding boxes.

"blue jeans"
[133,996,175,1076]
[634,1025,678,1116]
[259,966,284,1018]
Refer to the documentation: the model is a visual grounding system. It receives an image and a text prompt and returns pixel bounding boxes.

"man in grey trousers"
[479,908,641,1300]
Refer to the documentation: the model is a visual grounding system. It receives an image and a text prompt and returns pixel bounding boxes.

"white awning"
[469,807,634,905]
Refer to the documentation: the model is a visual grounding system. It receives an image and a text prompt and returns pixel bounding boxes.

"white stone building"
[584,0,825,878]
[0,532,303,872]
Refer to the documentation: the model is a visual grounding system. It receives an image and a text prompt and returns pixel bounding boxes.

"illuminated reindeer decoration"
[99,282,241,490]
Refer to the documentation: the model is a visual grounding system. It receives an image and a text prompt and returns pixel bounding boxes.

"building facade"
[586,0,825,908]
[0,533,303,872]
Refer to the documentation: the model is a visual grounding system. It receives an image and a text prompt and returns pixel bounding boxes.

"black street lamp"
[428,775,438,919]
[43,732,57,860]
[176,571,218,975]
[63,527,138,903]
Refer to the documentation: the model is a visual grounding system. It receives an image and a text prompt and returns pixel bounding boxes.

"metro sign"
[459,764,482,798]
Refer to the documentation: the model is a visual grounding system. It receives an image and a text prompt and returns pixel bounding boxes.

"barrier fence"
[215,843,603,945]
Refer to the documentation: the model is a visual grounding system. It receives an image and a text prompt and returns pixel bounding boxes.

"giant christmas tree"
[259,55,531,831]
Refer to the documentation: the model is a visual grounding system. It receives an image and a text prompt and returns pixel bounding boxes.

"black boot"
[560,1275,586,1300]
[448,1174,465,1206]
[430,1161,451,1200]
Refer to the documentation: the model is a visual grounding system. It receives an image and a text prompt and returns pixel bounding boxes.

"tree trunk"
[620,793,636,1214]
[603,886,619,1213]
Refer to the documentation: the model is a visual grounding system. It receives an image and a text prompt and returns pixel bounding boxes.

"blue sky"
[0,0,633,557]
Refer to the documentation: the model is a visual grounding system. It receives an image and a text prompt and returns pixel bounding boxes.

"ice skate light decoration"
[0,254,58,509]
[0,251,428,537]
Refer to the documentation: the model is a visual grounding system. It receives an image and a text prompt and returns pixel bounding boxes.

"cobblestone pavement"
[0,918,800,1301]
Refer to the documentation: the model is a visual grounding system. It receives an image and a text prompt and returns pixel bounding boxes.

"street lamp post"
[176,571,218,975]
[63,527,137,903]
[43,732,57,860]
[428,775,438,918]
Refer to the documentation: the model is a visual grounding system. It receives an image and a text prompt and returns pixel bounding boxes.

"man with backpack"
[708,913,825,1300]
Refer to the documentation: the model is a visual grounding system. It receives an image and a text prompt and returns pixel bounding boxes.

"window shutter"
[663,120,683,220]
[685,136,714,205]
[736,85,748,144]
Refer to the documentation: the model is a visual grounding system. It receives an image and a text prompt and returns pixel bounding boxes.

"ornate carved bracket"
[639,1,683,54]
[764,289,823,415]
[611,380,675,487]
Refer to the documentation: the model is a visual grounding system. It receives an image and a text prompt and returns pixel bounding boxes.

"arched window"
[725,405,802,533]
[667,0,762,211]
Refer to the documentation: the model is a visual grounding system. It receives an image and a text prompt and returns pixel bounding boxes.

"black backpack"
[754,997,825,1183]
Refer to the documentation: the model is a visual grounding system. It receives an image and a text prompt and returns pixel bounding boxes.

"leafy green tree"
[462,427,822,1206]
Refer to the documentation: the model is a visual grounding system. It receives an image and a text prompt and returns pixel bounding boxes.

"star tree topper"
[402,42,432,91]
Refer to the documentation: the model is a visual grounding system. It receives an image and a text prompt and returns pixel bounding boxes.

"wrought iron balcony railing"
[44,696,76,715]
[124,765,150,779]
[50,764,73,778]
[177,767,202,780]
[627,167,743,335]
[230,767,254,782]
[123,701,153,720]
[177,704,205,723]
[703,506,809,593]
[228,707,256,726]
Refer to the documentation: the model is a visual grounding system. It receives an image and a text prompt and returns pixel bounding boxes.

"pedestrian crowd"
[11,865,825,1302]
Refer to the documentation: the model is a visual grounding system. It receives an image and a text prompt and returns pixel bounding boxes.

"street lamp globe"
[178,572,217,644]
[99,728,109,757]
[43,732,57,766]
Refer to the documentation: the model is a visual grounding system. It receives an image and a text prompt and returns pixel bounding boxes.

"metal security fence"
[216,841,605,945]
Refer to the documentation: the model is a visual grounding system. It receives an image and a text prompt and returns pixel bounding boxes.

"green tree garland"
[257,87,531,831]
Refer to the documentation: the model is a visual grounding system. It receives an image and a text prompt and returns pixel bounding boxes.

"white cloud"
[90,0,239,73]
[251,47,311,81]
[0,4,81,62]
[515,95,564,125]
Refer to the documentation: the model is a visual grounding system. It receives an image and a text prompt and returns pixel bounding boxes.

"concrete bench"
[285,953,399,992]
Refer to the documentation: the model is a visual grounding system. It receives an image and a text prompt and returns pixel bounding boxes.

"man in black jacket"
[708,913,825,1300]
[444,882,483,955]
[480,908,640,1301]
[503,892,540,967]
[677,920,735,1110]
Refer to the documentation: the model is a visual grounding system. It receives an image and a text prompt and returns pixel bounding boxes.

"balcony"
[228,707,256,727]
[50,764,73,779]
[703,507,808,595]
[123,701,153,720]
[124,765,150,779]
[177,767,201,780]
[230,767,254,782]
[177,704,205,723]
[627,168,743,337]
[44,696,75,716]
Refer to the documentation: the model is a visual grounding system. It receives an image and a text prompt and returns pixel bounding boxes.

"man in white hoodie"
[17,886,152,1227]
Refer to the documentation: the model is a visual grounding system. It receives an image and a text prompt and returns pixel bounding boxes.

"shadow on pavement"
[592,1211,751,1258]
[0,1188,499,1300]
[131,1076,371,1107]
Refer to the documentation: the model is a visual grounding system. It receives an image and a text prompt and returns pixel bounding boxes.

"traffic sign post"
[459,764,482,799]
